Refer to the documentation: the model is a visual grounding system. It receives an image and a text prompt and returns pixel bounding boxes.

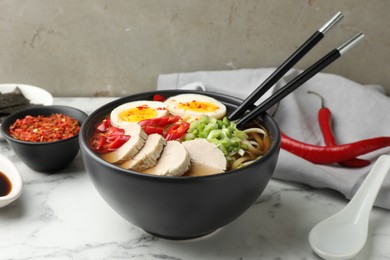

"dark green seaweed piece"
[0,87,43,123]
[0,87,30,110]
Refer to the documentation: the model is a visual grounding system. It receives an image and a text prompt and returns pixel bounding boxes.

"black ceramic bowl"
[79,90,281,240]
[1,105,88,172]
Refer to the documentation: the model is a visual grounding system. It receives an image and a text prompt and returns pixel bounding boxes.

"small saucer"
[0,154,23,208]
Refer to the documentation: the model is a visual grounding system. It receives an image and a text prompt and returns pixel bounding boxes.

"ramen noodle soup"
[90,93,271,177]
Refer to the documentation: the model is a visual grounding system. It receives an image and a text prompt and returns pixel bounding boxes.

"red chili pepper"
[308,91,370,168]
[153,94,167,102]
[106,135,130,151]
[142,125,164,135]
[138,116,180,128]
[165,122,190,141]
[96,118,111,132]
[91,135,106,151]
[106,126,126,136]
[281,132,390,164]
[91,119,130,153]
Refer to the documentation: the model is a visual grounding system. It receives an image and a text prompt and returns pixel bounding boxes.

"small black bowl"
[1,105,88,172]
[79,90,281,239]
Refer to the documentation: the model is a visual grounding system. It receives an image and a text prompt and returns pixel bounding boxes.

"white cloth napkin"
[157,68,390,209]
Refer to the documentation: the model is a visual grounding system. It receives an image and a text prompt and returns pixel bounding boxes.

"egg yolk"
[178,101,219,112]
[118,106,158,122]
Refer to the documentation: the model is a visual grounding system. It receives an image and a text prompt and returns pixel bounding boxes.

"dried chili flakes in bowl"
[8,113,80,142]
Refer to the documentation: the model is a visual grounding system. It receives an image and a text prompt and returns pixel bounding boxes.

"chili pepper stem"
[307,90,326,108]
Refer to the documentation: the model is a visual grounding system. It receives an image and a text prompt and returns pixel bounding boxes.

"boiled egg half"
[164,94,226,119]
[110,101,168,127]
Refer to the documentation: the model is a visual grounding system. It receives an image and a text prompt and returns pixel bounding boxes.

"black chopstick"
[235,32,364,129]
[228,12,344,121]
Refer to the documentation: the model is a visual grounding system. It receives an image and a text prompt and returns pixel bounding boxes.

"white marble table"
[1,97,390,260]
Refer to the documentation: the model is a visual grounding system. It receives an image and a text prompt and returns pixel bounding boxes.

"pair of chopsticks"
[229,12,364,128]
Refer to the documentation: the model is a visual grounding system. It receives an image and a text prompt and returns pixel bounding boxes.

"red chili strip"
[96,118,111,132]
[142,125,164,135]
[138,116,180,128]
[281,132,390,164]
[138,115,184,139]
[309,91,370,167]
[164,122,190,141]
[91,119,130,153]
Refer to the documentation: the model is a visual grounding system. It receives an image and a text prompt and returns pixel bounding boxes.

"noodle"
[230,124,271,170]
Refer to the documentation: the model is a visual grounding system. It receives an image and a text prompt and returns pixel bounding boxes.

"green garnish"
[184,116,248,162]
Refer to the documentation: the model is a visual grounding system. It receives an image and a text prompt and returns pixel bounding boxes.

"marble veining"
[0,98,389,260]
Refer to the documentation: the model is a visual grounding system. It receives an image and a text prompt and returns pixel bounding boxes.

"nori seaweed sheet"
[0,87,30,109]
[0,87,43,123]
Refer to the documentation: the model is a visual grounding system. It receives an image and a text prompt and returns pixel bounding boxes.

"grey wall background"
[1,0,389,97]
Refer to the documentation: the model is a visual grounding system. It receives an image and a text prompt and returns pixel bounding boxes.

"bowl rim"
[79,89,281,180]
[1,105,88,145]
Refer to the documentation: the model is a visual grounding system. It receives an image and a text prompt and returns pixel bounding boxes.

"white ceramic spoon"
[309,155,390,260]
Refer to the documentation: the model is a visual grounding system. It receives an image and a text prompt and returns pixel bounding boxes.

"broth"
[0,171,12,196]
[184,162,223,177]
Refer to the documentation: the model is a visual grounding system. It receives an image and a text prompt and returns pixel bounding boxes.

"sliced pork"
[101,124,147,164]
[182,139,227,174]
[143,141,190,176]
[120,134,166,171]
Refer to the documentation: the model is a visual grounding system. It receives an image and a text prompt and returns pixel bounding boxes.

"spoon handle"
[348,155,390,222]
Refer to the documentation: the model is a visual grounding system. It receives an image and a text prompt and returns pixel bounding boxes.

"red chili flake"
[136,105,149,110]
[8,113,80,142]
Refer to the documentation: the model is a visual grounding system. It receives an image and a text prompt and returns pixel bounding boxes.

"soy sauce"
[0,171,12,196]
